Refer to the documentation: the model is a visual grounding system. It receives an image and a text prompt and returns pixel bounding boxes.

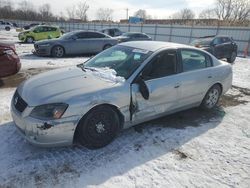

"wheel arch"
[51,45,66,56]
[73,103,124,144]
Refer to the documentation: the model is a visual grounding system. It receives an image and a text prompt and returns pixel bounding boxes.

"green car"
[18,25,62,43]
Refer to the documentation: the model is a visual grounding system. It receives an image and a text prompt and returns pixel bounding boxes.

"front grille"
[13,91,28,113]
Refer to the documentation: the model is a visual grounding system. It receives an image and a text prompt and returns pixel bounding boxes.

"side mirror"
[71,35,77,40]
[136,76,149,100]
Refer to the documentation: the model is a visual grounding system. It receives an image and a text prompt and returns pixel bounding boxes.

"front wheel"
[5,27,10,31]
[201,85,221,110]
[51,46,65,58]
[76,106,120,149]
[227,51,237,63]
[26,37,34,43]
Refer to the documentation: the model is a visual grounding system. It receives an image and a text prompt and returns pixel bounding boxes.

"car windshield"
[83,45,152,79]
[191,38,213,46]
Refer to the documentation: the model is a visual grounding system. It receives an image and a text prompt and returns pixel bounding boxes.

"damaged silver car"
[11,41,232,148]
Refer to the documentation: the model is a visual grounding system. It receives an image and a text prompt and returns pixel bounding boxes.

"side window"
[222,37,231,43]
[142,51,177,80]
[87,32,106,38]
[181,50,212,72]
[213,37,222,45]
[76,32,88,39]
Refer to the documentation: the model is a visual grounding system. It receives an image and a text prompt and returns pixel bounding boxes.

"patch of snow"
[87,67,125,83]
[0,29,250,188]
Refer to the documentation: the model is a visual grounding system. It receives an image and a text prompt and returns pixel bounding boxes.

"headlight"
[30,103,68,120]
[38,44,50,47]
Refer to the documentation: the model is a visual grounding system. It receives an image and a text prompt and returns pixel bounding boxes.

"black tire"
[103,44,112,50]
[76,105,120,149]
[26,36,34,43]
[51,45,65,58]
[5,27,10,31]
[201,84,222,110]
[227,51,237,63]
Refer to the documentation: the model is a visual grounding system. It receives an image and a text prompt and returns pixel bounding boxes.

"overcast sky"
[12,0,215,20]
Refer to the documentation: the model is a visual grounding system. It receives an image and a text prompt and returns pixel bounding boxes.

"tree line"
[0,0,249,24]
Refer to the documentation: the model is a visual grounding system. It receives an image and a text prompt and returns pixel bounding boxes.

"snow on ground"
[0,30,250,188]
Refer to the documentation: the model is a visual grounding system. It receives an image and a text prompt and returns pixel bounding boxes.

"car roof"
[199,35,231,39]
[119,41,191,52]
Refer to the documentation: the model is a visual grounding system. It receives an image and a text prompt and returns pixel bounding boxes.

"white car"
[11,41,232,149]
[0,21,13,31]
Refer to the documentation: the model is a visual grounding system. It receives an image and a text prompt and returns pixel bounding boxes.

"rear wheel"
[227,51,237,63]
[76,105,120,149]
[5,27,10,31]
[26,37,34,43]
[51,45,65,58]
[201,84,221,110]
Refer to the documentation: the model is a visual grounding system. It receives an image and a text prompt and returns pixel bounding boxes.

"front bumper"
[11,98,81,147]
[33,44,51,56]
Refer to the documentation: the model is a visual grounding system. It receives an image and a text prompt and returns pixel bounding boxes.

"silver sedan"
[11,41,232,148]
[34,30,118,57]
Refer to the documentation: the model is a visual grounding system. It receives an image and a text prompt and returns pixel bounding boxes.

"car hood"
[17,67,121,106]
[35,38,61,45]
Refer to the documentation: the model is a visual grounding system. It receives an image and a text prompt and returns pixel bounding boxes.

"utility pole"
[126,8,129,20]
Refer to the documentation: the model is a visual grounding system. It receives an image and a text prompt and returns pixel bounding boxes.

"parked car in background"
[34,30,118,57]
[191,35,238,63]
[23,23,45,30]
[0,42,21,78]
[18,25,62,43]
[100,28,123,37]
[11,41,232,148]
[114,32,152,43]
[0,21,13,31]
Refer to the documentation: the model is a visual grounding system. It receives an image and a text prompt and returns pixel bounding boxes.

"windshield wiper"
[77,64,97,72]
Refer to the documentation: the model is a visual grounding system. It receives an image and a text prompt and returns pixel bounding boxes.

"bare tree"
[134,9,151,20]
[199,9,217,19]
[172,8,195,19]
[214,0,250,22]
[76,1,89,21]
[231,0,250,22]
[39,4,52,21]
[96,8,114,21]
[66,5,76,19]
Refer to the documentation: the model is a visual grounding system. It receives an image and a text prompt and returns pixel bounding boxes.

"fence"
[8,19,250,54]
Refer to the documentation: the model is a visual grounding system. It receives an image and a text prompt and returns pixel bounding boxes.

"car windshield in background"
[84,45,152,79]
[191,38,213,46]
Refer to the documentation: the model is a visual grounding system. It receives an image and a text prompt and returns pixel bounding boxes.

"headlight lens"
[30,103,68,120]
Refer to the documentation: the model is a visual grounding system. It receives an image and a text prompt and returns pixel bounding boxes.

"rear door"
[212,37,224,58]
[177,49,213,107]
[84,32,107,53]
[131,50,181,123]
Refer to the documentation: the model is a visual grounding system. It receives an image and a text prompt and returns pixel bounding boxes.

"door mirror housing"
[71,35,77,40]
[136,76,149,100]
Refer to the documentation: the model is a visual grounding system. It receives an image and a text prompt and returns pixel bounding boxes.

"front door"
[131,50,181,123]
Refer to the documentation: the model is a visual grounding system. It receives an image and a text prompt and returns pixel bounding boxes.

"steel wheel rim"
[55,47,63,57]
[206,88,219,108]
[86,113,112,139]
[27,37,33,43]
